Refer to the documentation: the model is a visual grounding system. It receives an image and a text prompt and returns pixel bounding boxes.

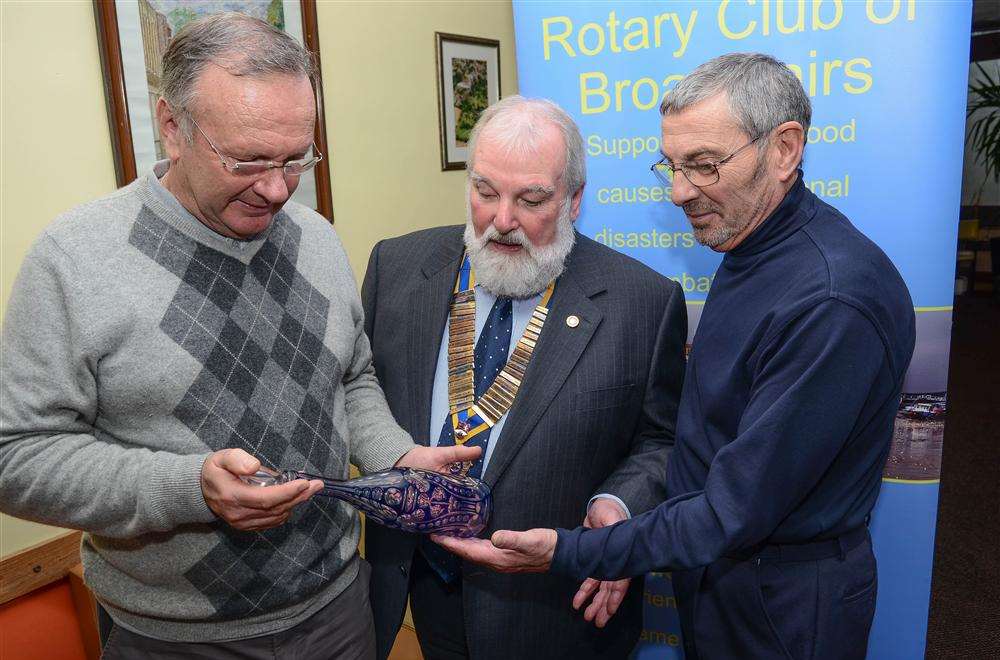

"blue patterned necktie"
[422,294,513,583]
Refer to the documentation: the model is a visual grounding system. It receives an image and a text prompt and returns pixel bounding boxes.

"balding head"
[466,95,586,196]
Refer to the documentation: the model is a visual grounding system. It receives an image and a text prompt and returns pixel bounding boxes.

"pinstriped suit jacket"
[361,226,687,660]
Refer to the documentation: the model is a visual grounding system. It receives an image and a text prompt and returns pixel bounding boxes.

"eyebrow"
[684,148,722,161]
[470,174,555,197]
[522,185,555,197]
[661,147,723,164]
[237,142,313,162]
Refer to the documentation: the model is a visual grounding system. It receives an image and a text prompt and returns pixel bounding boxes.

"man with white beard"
[359,96,687,660]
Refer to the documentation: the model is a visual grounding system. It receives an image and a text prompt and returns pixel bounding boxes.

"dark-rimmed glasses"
[188,115,323,177]
[651,133,766,188]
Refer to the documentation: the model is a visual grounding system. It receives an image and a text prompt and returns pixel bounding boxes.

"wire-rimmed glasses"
[651,133,766,188]
[188,115,323,177]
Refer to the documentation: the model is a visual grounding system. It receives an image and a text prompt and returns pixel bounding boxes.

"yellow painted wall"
[1,1,119,557]
[316,1,518,280]
[1,1,516,557]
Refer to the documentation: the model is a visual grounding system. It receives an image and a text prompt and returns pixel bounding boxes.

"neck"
[160,163,244,241]
[715,175,796,252]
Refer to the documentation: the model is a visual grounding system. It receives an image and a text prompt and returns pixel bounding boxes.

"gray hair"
[466,95,586,195]
[161,12,316,140]
[661,53,811,150]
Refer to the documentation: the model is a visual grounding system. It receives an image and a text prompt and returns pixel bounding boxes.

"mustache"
[483,226,528,247]
[682,202,721,217]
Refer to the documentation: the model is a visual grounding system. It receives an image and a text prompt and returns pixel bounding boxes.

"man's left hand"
[432,528,557,573]
[395,444,482,474]
[572,498,630,628]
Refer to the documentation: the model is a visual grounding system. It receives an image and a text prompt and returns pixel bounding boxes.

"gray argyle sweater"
[0,164,415,641]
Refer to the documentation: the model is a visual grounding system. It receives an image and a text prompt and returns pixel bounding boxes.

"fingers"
[586,498,628,528]
[202,450,322,530]
[606,581,627,615]
[433,529,555,573]
[213,448,261,476]
[431,535,497,564]
[236,478,312,510]
[260,479,323,514]
[234,511,291,532]
[491,528,547,553]
[394,445,483,473]
[490,529,522,550]
[447,444,483,463]
[431,535,531,574]
[216,481,317,530]
[584,583,611,623]
[580,578,631,628]
[572,578,600,610]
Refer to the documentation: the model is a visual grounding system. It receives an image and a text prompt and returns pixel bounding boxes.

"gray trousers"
[99,561,376,660]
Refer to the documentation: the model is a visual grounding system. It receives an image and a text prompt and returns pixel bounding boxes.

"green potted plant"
[966,62,1000,297]
[968,61,1000,197]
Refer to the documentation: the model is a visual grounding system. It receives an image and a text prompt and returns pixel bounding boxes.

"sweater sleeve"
[0,235,215,538]
[337,240,415,473]
[550,299,889,579]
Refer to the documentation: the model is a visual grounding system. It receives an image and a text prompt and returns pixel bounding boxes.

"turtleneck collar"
[724,172,813,262]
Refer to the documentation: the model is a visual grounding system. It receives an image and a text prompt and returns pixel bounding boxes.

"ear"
[568,184,585,222]
[156,98,185,161]
[769,120,805,183]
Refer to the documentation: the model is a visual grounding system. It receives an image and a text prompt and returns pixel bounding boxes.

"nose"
[492,197,519,234]
[252,167,292,204]
[670,170,700,206]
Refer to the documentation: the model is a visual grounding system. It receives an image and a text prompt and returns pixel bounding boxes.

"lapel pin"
[566,315,580,328]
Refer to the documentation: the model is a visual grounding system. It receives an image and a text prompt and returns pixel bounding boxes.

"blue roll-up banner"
[512,1,970,657]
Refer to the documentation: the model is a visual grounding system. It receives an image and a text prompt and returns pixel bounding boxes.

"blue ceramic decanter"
[243,466,492,537]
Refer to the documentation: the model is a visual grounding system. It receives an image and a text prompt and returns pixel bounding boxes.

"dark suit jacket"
[361,226,686,660]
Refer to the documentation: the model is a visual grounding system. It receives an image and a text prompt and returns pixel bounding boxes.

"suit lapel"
[406,230,464,445]
[482,238,605,486]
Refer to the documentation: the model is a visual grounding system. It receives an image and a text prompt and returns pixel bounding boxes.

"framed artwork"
[435,32,501,171]
[93,0,333,221]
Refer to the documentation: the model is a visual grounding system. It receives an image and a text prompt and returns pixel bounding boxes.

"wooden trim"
[0,531,82,605]
[68,564,101,660]
[93,0,136,186]
[92,1,333,221]
[301,0,334,223]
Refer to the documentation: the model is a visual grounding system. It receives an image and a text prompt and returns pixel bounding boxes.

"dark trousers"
[408,551,470,660]
[673,528,877,660]
[98,561,376,660]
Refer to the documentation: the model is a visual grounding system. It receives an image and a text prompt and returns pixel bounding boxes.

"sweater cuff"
[147,452,216,528]
[353,430,415,474]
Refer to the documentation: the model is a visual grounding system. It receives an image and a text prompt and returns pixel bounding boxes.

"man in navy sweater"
[436,53,916,659]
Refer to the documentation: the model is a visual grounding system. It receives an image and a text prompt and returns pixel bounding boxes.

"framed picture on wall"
[93,0,333,221]
[435,32,501,171]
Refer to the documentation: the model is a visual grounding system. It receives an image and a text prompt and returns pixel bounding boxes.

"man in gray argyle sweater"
[0,13,475,659]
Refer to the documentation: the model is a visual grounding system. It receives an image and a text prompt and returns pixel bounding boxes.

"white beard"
[463,198,576,299]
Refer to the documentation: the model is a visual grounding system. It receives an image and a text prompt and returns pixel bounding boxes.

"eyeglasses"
[187,115,323,177]
[651,133,766,188]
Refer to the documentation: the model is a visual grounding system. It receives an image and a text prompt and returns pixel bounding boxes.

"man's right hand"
[201,449,323,531]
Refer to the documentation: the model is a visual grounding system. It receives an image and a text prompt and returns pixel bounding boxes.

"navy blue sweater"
[552,177,916,579]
